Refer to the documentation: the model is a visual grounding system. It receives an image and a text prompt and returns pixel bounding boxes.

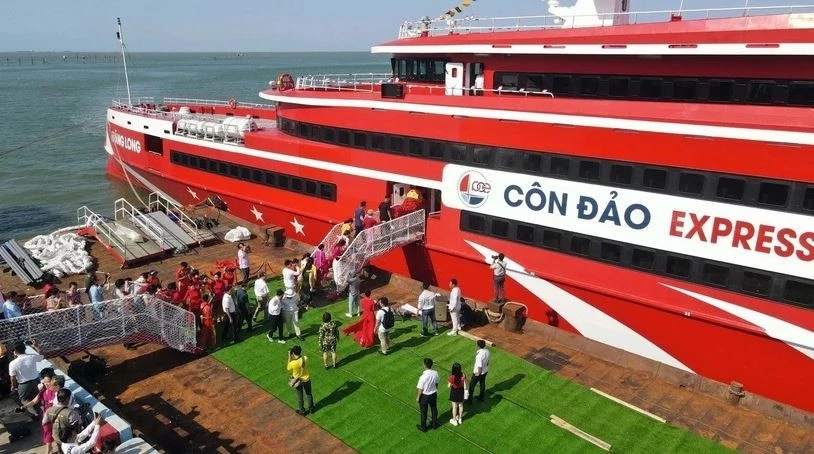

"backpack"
[52,407,76,443]
[382,308,395,330]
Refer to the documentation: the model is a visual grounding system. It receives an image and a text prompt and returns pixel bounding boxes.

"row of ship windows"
[278,117,814,215]
[460,211,814,309]
[169,151,337,201]
[493,72,814,106]
[391,58,449,83]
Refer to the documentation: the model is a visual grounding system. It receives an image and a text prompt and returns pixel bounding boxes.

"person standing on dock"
[235,283,252,332]
[221,286,240,344]
[490,253,507,303]
[418,282,439,337]
[237,243,251,286]
[253,271,270,323]
[467,340,490,404]
[287,345,314,415]
[447,279,462,336]
[416,357,440,432]
[267,289,286,344]
[199,295,216,351]
[88,273,110,319]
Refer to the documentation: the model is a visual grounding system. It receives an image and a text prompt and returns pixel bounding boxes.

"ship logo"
[457,170,491,208]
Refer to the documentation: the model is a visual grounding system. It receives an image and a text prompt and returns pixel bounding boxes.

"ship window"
[516,223,535,243]
[550,157,570,176]
[408,139,425,156]
[570,236,591,255]
[579,76,600,96]
[170,152,180,163]
[472,146,492,165]
[304,180,317,195]
[494,72,519,90]
[323,128,336,143]
[265,172,276,186]
[600,242,622,262]
[639,78,663,99]
[310,126,323,141]
[449,143,468,162]
[552,75,572,94]
[387,137,404,154]
[608,77,629,97]
[610,164,633,185]
[208,160,218,172]
[521,74,544,92]
[297,123,309,137]
[708,79,735,101]
[189,157,198,168]
[198,158,207,170]
[641,168,666,189]
[665,255,691,278]
[240,167,250,180]
[218,162,228,175]
[229,165,239,177]
[754,182,788,206]
[277,175,289,189]
[432,60,447,83]
[177,154,188,166]
[145,134,163,155]
[678,172,705,194]
[672,79,697,100]
[252,170,263,183]
[353,132,367,148]
[429,141,445,159]
[371,134,385,150]
[337,130,350,145]
[747,80,774,103]
[291,178,303,192]
[464,213,486,232]
[631,248,655,270]
[491,219,509,237]
[320,184,335,200]
[578,160,600,181]
[702,263,730,287]
[542,230,562,249]
[788,82,814,106]
[497,149,519,170]
[742,271,772,296]
[716,177,745,200]
[783,280,814,307]
[520,152,542,173]
[803,188,814,211]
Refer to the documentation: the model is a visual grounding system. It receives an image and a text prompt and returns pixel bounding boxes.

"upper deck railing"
[398,4,814,39]
[110,99,276,128]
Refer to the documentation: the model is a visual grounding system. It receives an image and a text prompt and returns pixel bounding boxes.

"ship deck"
[0,216,812,452]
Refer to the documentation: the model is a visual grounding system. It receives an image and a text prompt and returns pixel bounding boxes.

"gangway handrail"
[76,206,149,262]
[333,209,426,290]
[114,198,169,250]
[163,97,277,110]
[147,192,207,245]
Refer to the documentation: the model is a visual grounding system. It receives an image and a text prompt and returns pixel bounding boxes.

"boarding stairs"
[0,295,198,357]
[146,192,217,245]
[76,206,168,266]
[114,198,191,254]
[331,209,426,291]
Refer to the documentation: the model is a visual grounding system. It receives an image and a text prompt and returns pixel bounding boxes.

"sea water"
[0,51,387,240]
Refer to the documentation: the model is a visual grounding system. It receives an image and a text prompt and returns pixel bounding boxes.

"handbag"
[464,389,469,400]
[288,377,301,388]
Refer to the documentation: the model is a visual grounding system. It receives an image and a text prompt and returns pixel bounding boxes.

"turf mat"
[213,280,730,453]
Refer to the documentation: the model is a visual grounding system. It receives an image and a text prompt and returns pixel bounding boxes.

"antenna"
[116,17,132,106]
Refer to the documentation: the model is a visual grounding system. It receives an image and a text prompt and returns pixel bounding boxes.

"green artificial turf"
[214,279,730,453]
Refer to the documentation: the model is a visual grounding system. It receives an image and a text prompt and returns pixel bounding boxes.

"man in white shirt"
[59,412,103,454]
[252,271,270,322]
[417,281,438,337]
[489,253,507,302]
[282,259,301,294]
[415,357,440,432]
[447,278,462,336]
[8,341,43,413]
[221,286,240,344]
[266,289,286,344]
[281,280,304,341]
[237,243,251,286]
[374,297,393,355]
[467,340,491,403]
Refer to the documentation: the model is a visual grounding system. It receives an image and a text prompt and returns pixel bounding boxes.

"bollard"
[726,381,745,405]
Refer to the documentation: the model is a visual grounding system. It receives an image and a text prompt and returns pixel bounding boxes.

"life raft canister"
[277,73,295,91]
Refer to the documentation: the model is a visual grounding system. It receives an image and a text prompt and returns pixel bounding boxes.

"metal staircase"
[147,192,217,245]
[76,206,167,266]
[332,209,426,291]
[114,198,189,254]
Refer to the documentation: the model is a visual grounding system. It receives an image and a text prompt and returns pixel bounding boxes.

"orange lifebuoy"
[277,73,295,91]
[227,98,237,109]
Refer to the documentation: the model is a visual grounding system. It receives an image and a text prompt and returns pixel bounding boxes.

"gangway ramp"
[77,206,168,267]
[332,209,425,291]
[141,210,198,247]
[0,296,198,357]
[115,198,190,254]
[147,192,217,245]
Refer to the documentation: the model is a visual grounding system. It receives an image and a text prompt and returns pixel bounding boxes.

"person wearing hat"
[282,260,304,341]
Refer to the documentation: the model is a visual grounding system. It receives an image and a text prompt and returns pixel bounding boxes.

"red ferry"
[105,1,814,413]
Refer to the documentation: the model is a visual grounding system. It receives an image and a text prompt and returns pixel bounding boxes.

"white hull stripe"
[107,110,443,190]
[663,284,814,361]
[260,92,814,146]
[371,43,814,56]
[465,240,693,372]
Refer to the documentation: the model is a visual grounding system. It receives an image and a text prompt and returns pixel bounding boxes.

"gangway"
[76,206,166,267]
[147,192,217,245]
[114,198,190,254]
[0,296,198,357]
[332,209,426,291]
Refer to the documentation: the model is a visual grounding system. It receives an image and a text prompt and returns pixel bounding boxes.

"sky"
[0,0,808,52]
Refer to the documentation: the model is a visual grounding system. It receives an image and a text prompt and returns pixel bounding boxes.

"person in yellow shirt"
[287,345,314,415]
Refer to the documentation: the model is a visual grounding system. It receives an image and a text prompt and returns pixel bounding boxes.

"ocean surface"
[0,52,388,240]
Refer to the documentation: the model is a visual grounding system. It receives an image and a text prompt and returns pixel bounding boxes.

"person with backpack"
[45,388,83,448]
[374,297,395,355]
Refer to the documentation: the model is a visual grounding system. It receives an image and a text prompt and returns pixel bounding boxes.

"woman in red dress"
[342,295,376,348]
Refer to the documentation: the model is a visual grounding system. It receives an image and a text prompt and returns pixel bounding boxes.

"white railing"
[147,192,210,244]
[0,295,199,357]
[163,97,277,110]
[76,206,151,262]
[404,83,554,97]
[296,73,393,93]
[314,222,345,256]
[111,99,181,121]
[398,4,814,38]
[114,198,185,253]
[333,209,426,290]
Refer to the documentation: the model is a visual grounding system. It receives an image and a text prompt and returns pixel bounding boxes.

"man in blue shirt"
[353,201,367,236]
[2,292,23,319]
[88,273,110,319]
